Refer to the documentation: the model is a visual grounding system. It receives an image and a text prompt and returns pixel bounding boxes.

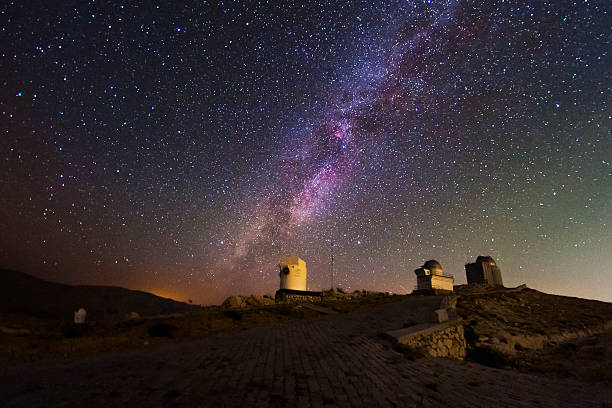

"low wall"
[387,319,466,359]
[275,289,322,304]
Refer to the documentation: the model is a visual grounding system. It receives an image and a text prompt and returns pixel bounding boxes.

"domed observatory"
[465,256,503,286]
[279,256,307,291]
[414,260,454,292]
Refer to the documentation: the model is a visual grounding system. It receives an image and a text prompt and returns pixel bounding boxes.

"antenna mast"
[330,240,334,291]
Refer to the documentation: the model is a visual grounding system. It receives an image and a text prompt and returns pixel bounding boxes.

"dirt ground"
[0,292,399,364]
[1,288,611,407]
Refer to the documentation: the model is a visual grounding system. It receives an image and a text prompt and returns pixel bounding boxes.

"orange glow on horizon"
[144,288,192,304]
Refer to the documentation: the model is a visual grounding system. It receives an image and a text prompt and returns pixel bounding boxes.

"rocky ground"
[455,284,612,384]
[0,292,399,364]
[1,288,611,407]
[0,303,320,363]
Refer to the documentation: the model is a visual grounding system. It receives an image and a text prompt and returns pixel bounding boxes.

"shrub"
[272,305,295,317]
[115,317,145,329]
[223,310,243,321]
[463,324,479,344]
[394,343,427,361]
[62,326,82,338]
[425,383,439,392]
[148,323,178,337]
[466,346,512,368]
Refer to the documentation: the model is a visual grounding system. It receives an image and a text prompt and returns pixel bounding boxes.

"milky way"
[1,1,610,304]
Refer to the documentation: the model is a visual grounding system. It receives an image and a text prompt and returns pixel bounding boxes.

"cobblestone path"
[1,296,610,407]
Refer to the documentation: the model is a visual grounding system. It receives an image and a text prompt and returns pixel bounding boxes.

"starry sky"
[1,1,610,305]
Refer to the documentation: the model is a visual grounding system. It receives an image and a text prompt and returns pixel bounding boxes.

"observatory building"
[414,260,454,292]
[279,256,307,291]
[275,257,322,303]
[465,256,503,286]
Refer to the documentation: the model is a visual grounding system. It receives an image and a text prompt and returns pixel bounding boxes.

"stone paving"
[1,296,610,407]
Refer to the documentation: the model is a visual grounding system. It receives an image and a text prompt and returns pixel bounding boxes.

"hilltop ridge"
[0,269,199,320]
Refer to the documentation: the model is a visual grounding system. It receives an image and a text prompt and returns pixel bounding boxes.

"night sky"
[1,1,610,305]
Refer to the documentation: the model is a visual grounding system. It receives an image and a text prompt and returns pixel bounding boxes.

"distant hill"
[0,269,200,320]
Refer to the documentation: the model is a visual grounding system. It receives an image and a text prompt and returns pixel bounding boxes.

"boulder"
[222,295,275,309]
[221,295,246,309]
[245,295,275,307]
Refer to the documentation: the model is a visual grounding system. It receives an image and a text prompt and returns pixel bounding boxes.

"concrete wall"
[418,275,454,291]
[466,262,503,286]
[465,263,484,284]
[416,275,431,290]
[490,267,503,286]
[275,290,322,304]
[431,275,454,291]
[389,320,466,359]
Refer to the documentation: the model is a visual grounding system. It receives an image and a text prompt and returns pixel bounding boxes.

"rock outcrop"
[221,295,275,309]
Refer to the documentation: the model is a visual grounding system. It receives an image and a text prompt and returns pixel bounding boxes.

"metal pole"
[331,241,334,291]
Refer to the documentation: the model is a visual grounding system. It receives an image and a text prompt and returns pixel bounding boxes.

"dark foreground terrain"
[1,284,612,407]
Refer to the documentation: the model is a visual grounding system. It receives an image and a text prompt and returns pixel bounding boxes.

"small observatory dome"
[422,260,443,275]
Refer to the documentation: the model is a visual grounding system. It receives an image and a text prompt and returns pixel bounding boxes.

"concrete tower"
[279,257,307,291]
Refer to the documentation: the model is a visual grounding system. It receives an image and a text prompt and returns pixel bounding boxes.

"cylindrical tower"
[279,257,307,291]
